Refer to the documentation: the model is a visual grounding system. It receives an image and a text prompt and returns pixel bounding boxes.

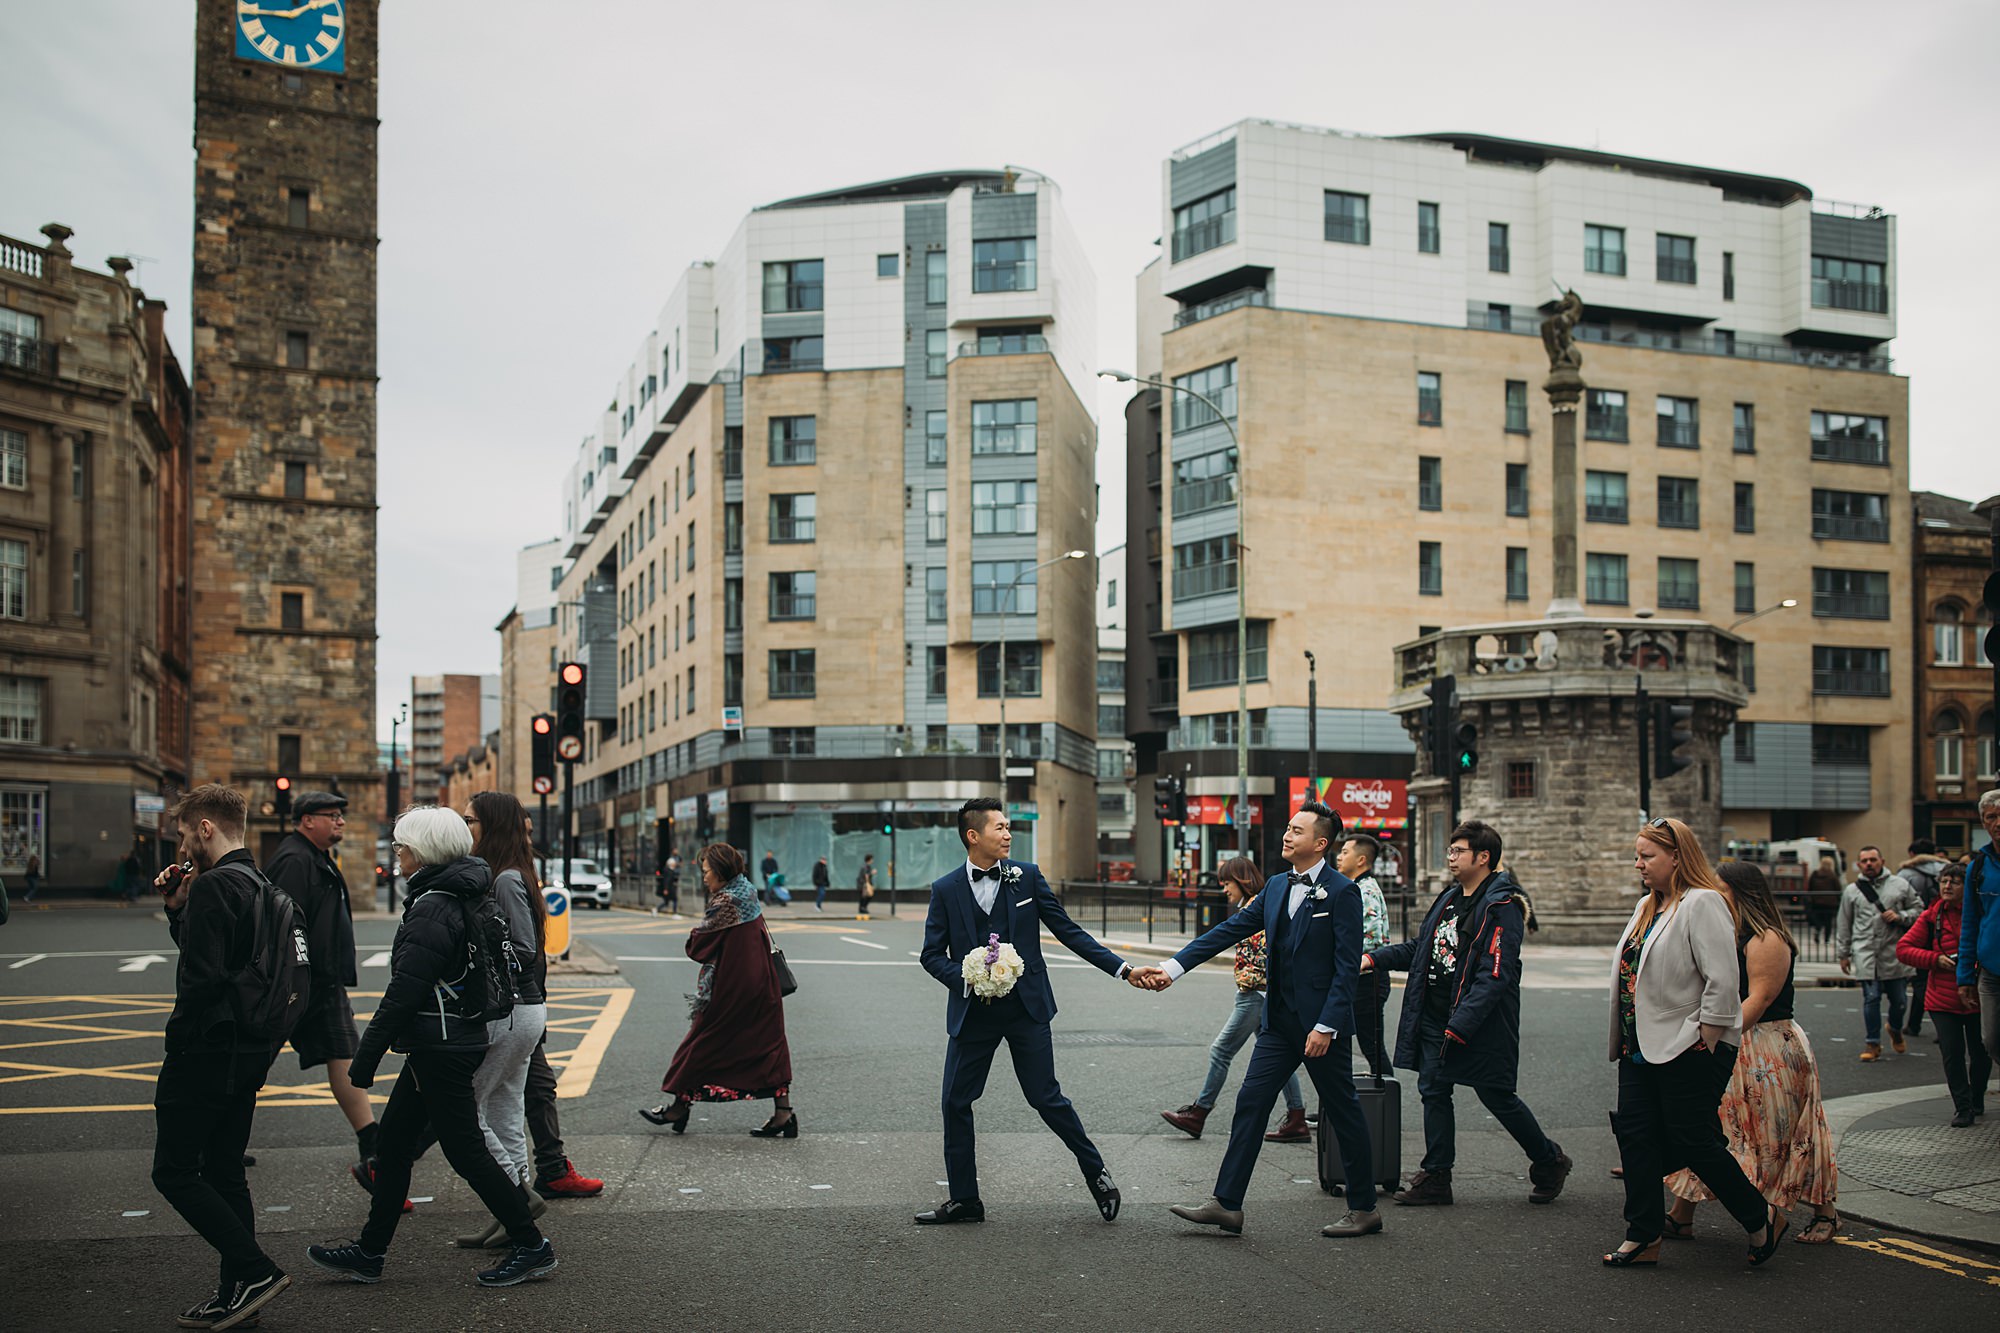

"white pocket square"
[1015,897,1033,907]
[1311,911,1330,919]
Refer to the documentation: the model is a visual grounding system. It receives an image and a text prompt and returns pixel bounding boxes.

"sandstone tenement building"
[189,0,380,880]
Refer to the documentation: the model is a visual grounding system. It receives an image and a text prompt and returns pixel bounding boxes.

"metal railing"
[1811,434,1889,466]
[1813,668,1890,697]
[1812,280,1888,313]
[956,335,1047,357]
[1813,591,1890,620]
[1488,246,1510,272]
[1172,562,1237,600]
[769,440,816,466]
[1171,214,1236,261]
[770,517,816,542]
[770,670,817,698]
[722,448,742,478]
[1585,501,1628,523]
[1657,420,1699,448]
[0,332,56,377]
[971,261,1036,293]
[1585,409,1628,441]
[763,357,824,375]
[1658,588,1700,611]
[1584,248,1626,275]
[1172,474,1237,516]
[1166,721,1272,749]
[1417,392,1442,425]
[1734,426,1755,454]
[1657,501,1699,529]
[770,593,815,620]
[1326,218,1371,245]
[764,282,822,312]
[1812,515,1888,543]
[1656,257,1697,284]
[1148,680,1179,714]
[1418,226,1440,253]
[1472,311,1893,373]
[1186,649,1268,690]
[1173,287,1270,327]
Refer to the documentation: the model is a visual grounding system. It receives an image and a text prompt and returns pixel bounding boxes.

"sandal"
[1602,1239,1660,1267]
[1662,1216,1695,1240]
[1793,1215,1841,1245]
[1748,1212,1789,1266]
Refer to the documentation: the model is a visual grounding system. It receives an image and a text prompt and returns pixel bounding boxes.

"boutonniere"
[1307,885,1329,903]
[1002,865,1024,885]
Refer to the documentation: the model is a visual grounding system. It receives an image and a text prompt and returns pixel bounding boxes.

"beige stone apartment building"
[0,225,194,889]
[1124,122,1910,880]
[537,171,1099,889]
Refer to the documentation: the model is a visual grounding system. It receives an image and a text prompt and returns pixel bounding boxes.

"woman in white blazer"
[1604,818,1783,1268]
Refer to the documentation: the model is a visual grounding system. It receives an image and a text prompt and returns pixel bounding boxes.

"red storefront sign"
[1287,777,1408,830]
[1183,794,1264,826]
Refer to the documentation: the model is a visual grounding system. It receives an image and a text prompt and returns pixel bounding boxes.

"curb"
[1821,1085,2000,1255]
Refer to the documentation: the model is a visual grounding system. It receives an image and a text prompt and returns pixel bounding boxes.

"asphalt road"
[2,903,1995,1331]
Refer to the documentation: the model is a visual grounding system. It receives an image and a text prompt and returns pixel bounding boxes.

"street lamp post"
[1101,369,1249,855]
[1728,598,1799,631]
[997,549,1090,797]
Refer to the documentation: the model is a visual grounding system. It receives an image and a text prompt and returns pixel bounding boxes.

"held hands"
[1303,1030,1333,1059]
[1960,985,1979,1010]
[1358,953,1375,974]
[1125,965,1172,992]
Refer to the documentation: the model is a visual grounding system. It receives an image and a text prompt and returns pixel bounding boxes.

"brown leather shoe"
[1160,1103,1210,1139]
[1889,1030,1907,1055]
[1528,1147,1573,1204]
[1168,1196,1244,1234]
[1859,1044,1881,1062]
[1321,1208,1383,1237]
[1264,1108,1311,1142]
[1392,1169,1453,1206]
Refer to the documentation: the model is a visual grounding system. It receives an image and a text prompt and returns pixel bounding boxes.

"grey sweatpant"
[473,1003,548,1187]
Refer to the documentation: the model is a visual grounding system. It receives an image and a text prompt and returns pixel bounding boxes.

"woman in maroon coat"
[1897,862,1989,1128]
[640,843,797,1137]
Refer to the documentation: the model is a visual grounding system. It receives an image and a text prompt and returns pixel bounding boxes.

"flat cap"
[295,790,348,818]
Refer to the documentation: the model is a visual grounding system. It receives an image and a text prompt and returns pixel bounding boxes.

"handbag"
[770,936,799,997]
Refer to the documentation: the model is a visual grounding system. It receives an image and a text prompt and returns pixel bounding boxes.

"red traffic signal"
[532,715,552,735]
[560,662,585,687]
[275,777,292,791]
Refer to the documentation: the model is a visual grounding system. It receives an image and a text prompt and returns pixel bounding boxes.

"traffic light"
[1653,699,1696,781]
[696,806,715,842]
[530,713,556,795]
[1173,781,1189,824]
[555,663,586,762]
[1453,720,1479,775]
[1153,775,1184,825]
[1423,673,1457,779]
[274,776,293,820]
[1984,570,2000,665]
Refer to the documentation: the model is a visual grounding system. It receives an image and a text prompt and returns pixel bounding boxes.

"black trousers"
[1611,1047,1769,1243]
[1216,1000,1377,1213]
[152,1050,279,1289]
[1361,971,1393,1078]
[1907,976,1928,1032]
[525,1035,568,1181]
[360,1048,542,1254]
[1934,1010,1993,1116]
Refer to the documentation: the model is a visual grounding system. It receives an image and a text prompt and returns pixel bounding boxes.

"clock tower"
[190,0,380,890]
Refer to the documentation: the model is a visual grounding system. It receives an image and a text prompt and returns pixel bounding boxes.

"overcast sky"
[7,0,1997,741]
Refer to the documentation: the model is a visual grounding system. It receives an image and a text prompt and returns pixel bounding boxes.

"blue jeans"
[1197,988,1303,1112]
[1860,977,1909,1043]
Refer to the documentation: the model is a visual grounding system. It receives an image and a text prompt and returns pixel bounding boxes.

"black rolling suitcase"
[1319,974,1401,1194]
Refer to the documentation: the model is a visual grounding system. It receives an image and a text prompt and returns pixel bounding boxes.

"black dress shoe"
[914,1199,985,1225]
[1087,1170,1121,1221]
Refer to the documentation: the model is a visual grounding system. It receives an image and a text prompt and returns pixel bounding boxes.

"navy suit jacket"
[1171,865,1364,1040]
[920,860,1126,1038]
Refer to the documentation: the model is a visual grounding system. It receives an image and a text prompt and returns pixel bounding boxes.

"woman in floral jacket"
[1159,858,1310,1143]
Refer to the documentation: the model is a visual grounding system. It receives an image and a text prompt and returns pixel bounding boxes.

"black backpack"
[446,894,520,1024]
[229,871,314,1045]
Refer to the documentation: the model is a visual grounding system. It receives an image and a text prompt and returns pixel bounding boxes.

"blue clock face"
[235,0,347,73]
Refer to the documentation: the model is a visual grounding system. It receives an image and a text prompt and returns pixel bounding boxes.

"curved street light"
[1101,368,1250,854]
[1729,598,1799,631]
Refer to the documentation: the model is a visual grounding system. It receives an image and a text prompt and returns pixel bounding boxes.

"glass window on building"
[1657,557,1699,610]
[1933,603,1963,664]
[0,784,47,871]
[971,237,1036,293]
[1,428,27,490]
[1586,389,1628,441]
[1171,448,1237,517]
[1585,470,1628,523]
[1186,622,1269,688]
[971,399,1037,455]
[1505,462,1529,517]
[925,250,947,305]
[926,567,948,622]
[1812,489,1888,542]
[1418,455,1442,509]
[769,648,816,698]
[0,539,27,619]
[971,561,1037,616]
[768,415,816,466]
[1585,224,1626,275]
[877,253,899,278]
[977,643,1042,697]
[762,335,823,372]
[1656,396,1699,448]
[1505,381,1529,434]
[769,492,816,543]
[1811,255,1887,312]
[762,258,824,312]
[1324,190,1370,244]
[1417,372,1442,426]
[1814,568,1890,621]
[1171,360,1237,433]
[1418,541,1442,596]
[1488,221,1510,272]
[925,329,946,377]
[971,480,1037,535]
[1733,403,1755,453]
[1586,552,1629,605]
[925,489,948,544]
[1173,187,1236,261]
[1735,562,1756,615]
[1810,411,1889,466]
[1505,547,1528,601]
[1735,482,1755,533]
[927,645,948,699]
[1657,476,1699,529]
[0,677,41,744]
[769,571,816,621]
[1417,201,1440,254]
[925,409,948,464]
[1171,536,1237,601]
[1656,233,1697,284]
[1812,646,1890,697]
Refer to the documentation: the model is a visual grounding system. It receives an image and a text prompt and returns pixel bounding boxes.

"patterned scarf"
[689,873,761,1015]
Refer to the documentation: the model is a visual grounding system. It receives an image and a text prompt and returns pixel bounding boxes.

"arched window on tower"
[1932,602,1964,666]
[1933,709,1964,782]
[1977,708,1997,783]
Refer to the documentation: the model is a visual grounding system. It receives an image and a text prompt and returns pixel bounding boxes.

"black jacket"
[264,831,357,991]
[1373,868,1530,1090]
[163,849,278,1056]
[350,856,493,1081]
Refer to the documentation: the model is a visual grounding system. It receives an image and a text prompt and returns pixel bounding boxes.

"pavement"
[5,901,1999,1329]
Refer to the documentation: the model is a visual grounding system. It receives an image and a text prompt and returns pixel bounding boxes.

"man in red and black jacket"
[1364,819,1571,1208]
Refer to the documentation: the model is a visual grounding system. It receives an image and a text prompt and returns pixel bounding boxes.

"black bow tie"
[971,865,1001,883]
[1288,870,1314,887]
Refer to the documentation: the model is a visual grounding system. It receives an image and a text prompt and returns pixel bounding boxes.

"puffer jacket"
[1372,868,1530,1090]
[1897,899,1974,1015]
[1835,873,1923,979]
[350,856,493,1082]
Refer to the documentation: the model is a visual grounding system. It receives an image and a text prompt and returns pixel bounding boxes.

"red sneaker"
[537,1159,604,1197]
[349,1158,414,1213]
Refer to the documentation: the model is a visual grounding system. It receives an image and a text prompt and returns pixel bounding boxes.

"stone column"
[1544,363,1584,619]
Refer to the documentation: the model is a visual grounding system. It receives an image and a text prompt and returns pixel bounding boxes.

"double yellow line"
[1840,1235,2000,1286]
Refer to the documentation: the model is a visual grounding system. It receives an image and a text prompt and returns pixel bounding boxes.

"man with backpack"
[152,783,296,1331]
[307,806,556,1289]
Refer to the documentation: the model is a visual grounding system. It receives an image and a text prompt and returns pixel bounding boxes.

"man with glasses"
[1361,820,1570,1208]
[264,790,379,1168]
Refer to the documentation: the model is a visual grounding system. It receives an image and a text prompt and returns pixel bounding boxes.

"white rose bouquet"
[961,932,1026,1002]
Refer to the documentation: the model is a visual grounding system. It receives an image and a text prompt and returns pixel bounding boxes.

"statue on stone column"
[1541,288,1584,372]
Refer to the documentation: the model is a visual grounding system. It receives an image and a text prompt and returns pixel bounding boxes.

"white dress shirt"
[966,859,1129,979]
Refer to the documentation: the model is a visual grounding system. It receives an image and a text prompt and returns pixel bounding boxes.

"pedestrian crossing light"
[1453,722,1479,775]
[1653,700,1696,781]
[274,776,292,820]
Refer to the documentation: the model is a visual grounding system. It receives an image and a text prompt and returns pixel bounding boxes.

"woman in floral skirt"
[639,842,797,1137]
[1665,859,1840,1244]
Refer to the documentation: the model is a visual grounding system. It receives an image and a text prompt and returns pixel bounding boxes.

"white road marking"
[362,951,391,968]
[264,1205,292,1213]
[411,1196,435,1204]
[117,954,169,973]
[8,954,45,969]
[121,1210,149,1218]
[840,936,888,951]
[679,1187,702,1194]
[810,1184,832,1190]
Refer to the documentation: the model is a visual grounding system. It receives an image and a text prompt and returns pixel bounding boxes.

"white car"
[538,858,614,910]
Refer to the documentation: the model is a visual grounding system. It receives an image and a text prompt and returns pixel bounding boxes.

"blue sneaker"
[477,1239,557,1287]
[306,1241,384,1284]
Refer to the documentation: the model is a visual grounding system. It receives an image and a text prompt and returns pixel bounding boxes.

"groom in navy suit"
[1136,800,1384,1238]
[914,797,1143,1225]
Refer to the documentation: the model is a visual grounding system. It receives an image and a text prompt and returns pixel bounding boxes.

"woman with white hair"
[306,807,559,1290]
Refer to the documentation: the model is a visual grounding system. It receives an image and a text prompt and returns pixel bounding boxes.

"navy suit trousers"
[1213,998,1377,1212]
[941,995,1104,1202]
